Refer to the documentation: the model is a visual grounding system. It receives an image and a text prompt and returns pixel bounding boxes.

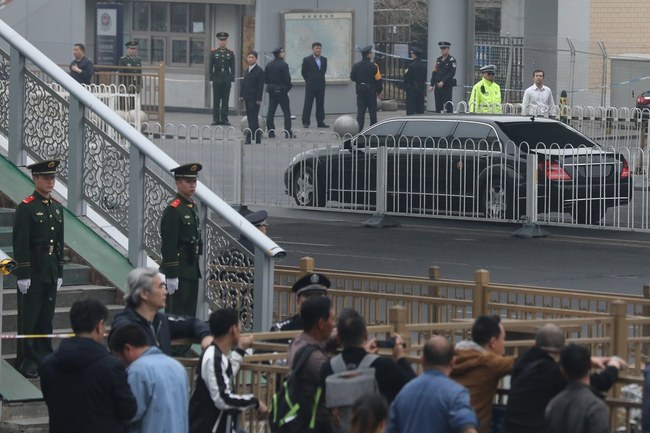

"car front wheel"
[292,165,325,207]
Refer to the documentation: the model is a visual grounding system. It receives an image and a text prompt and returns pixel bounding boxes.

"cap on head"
[216,32,229,40]
[535,323,565,353]
[359,45,373,55]
[125,40,138,48]
[292,273,330,297]
[248,50,258,59]
[28,160,60,175]
[171,163,202,179]
[410,47,423,57]
[480,64,496,74]
[244,210,268,227]
[272,46,284,56]
[438,41,451,49]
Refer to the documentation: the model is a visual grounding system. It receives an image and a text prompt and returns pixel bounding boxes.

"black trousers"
[212,82,231,122]
[356,91,377,132]
[244,99,262,144]
[434,85,453,113]
[266,93,292,136]
[302,86,325,126]
[405,88,425,115]
[17,280,57,374]
[165,277,199,317]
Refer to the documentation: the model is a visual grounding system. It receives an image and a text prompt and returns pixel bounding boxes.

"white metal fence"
[143,104,650,231]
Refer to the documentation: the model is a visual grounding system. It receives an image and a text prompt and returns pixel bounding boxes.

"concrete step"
[0,416,49,433]
[0,401,48,421]
[1,329,70,358]
[2,285,119,311]
[0,208,14,227]
[3,264,93,289]
[0,226,11,245]
[1,304,123,333]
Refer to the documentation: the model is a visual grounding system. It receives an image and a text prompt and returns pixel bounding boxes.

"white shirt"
[522,84,555,115]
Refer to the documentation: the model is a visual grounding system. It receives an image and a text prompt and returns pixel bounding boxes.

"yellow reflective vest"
[468,78,502,113]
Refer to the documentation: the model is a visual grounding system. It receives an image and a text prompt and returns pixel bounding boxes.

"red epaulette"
[170,198,182,208]
[22,195,36,204]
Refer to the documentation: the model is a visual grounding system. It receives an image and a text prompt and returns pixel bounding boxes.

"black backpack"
[269,344,322,433]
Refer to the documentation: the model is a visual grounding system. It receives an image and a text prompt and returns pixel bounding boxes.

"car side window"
[399,120,454,148]
[452,122,496,150]
[356,121,403,148]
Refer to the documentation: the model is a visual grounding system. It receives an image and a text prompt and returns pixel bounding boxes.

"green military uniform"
[469,64,502,113]
[159,163,203,317]
[209,32,235,125]
[13,160,64,378]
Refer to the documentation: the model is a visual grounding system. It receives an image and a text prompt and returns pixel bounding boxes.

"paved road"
[258,206,650,296]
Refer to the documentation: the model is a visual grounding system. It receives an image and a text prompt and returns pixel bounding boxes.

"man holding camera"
[160,163,203,318]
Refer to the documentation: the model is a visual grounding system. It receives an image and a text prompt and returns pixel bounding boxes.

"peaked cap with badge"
[171,163,203,179]
[292,272,331,296]
[28,159,59,175]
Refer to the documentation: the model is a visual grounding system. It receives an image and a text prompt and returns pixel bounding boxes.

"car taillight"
[539,160,571,180]
[621,159,630,178]
[637,95,650,105]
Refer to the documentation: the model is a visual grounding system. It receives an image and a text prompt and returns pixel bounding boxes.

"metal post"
[513,153,549,238]
[504,33,513,103]
[364,145,399,227]
[196,204,209,321]
[235,138,247,212]
[127,146,147,267]
[8,46,25,166]
[567,38,576,102]
[253,248,274,332]
[473,269,489,317]
[68,96,85,215]
[598,41,608,107]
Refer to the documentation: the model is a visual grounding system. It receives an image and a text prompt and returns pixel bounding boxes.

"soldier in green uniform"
[13,160,64,379]
[160,163,203,318]
[209,32,235,125]
[118,40,142,94]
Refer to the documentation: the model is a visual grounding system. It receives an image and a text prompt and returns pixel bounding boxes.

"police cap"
[245,210,268,227]
[292,273,330,296]
[125,40,138,47]
[410,47,423,57]
[272,46,284,56]
[480,64,496,74]
[171,163,202,178]
[216,32,229,40]
[359,45,373,55]
[28,160,59,175]
[438,41,451,49]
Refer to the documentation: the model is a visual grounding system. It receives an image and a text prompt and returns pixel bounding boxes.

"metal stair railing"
[0,19,284,331]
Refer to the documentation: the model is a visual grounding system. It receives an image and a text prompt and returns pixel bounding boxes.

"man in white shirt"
[522,69,555,115]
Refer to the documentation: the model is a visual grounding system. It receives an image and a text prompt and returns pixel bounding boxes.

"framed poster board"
[282,10,354,83]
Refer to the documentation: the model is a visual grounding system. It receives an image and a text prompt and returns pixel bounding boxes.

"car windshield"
[496,121,599,150]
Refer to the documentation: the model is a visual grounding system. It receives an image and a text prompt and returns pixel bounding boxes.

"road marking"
[280,241,334,247]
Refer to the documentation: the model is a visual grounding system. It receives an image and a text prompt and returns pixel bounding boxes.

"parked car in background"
[284,114,632,224]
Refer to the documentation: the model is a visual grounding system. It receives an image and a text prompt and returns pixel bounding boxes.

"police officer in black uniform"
[265,46,293,138]
[403,47,427,115]
[238,210,268,253]
[209,32,235,125]
[429,41,457,113]
[350,45,383,132]
[160,163,203,318]
[270,273,330,332]
[13,160,64,378]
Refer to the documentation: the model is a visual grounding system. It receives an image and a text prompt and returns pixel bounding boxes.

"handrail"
[0,18,284,260]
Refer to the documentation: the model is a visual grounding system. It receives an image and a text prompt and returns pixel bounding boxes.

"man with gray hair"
[502,323,624,433]
[109,267,212,355]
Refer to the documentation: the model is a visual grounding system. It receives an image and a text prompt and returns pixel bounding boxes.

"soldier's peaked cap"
[125,40,138,47]
[171,163,202,178]
[438,41,451,48]
[292,273,331,296]
[244,210,268,226]
[359,45,373,54]
[28,160,59,175]
[480,64,496,73]
[410,47,423,56]
[216,32,229,40]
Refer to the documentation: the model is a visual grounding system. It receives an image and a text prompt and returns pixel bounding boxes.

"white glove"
[17,279,31,294]
[57,278,63,291]
[166,277,179,295]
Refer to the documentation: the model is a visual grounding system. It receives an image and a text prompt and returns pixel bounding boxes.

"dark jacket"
[39,337,137,433]
[264,57,292,95]
[240,64,265,102]
[160,193,202,280]
[320,347,416,403]
[109,305,211,356]
[403,58,427,91]
[69,56,94,85]
[301,55,327,90]
[503,346,619,433]
[545,382,609,433]
[350,58,383,95]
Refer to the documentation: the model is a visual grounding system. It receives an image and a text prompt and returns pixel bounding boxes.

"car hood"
[288,144,345,166]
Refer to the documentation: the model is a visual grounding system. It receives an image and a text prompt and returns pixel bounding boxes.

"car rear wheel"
[292,165,325,207]
[481,176,516,219]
